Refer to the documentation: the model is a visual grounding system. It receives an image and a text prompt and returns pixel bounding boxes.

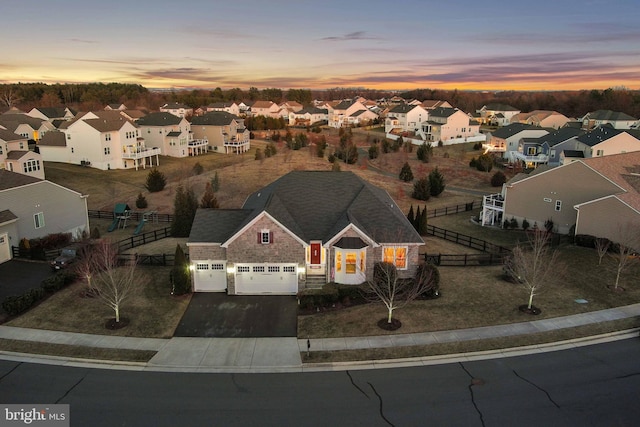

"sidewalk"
[0,303,638,373]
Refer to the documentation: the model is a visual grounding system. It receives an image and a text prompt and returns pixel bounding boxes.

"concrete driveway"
[174,293,298,338]
[0,260,53,314]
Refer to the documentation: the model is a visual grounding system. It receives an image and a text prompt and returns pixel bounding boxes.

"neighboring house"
[4,151,44,180]
[250,101,281,118]
[0,114,56,142]
[534,127,585,166]
[137,112,208,157]
[476,103,520,125]
[481,152,640,248]
[571,126,640,160]
[328,100,378,128]
[581,110,637,130]
[119,109,147,122]
[0,129,30,169]
[417,108,480,143]
[104,103,128,111]
[160,103,193,118]
[191,111,250,154]
[484,123,549,159]
[207,102,241,116]
[510,110,571,129]
[279,101,303,112]
[384,104,429,134]
[187,171,424,294]
[26,107,75,122]
[0,169,90,263]
[288,107,328,127]
[40,111,158,170]
[421,100,453,110]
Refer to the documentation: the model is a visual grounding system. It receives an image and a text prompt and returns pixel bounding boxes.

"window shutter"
[257,232,261,244]
[269,232,273,244]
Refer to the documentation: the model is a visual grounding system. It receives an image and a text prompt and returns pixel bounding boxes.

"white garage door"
[193,261,227,292]
[235,263,298,294]
[0,234,10,264]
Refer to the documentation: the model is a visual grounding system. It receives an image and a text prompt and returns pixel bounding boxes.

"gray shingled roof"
[484,103,519,111]
[0,209,18,225]
[137,112,182,127]
[32,107,70,119]
[38,130,66,147]
[188,209,253,243]
[535,127,585,147]
[586,110,637,121]
[0,114,44,131]
[0,169,41,190]
[430,107,457,118]
[0,129,26,142]
[6,150,30,160]
[389,104,417,114]
[576,126,624,147]
[562,150,584,158]
[492,123,545,139]
[333,100,355,110]
[240,171,423,244]
[191,111,238,126]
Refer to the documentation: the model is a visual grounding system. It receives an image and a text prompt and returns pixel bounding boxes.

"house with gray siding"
[0,170,89,263]
[187,171,424,295]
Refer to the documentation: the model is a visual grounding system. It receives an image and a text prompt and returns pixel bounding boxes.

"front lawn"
[298,245,640,338]
[6,266,190,338]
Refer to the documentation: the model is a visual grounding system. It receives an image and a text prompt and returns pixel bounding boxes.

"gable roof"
[333,100,356,110]
[0,169,41,190]
[492,123,545,139]
[0,209,18,225]
[483,103,519,111]
[137,112,183,127]
[576,126,625,147]
[0,129,26,142]
[585,110,636,122]
[582,151,640,211]
[31,107,72,119]
[161,102,190,109]
[38,130,66,147]
[430,107,458,118]
[0,114,44,132]
[188,209,254,244]
[251,100,276,109]
[83,117,131,132]
[389,104,418,114]
[240,171,423,244]
[191,111,239,126]
[6,150,32,160]
[536,127,584,147]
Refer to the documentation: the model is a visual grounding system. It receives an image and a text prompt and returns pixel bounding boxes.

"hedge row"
[1,271,77,316]
[297,283,366,309]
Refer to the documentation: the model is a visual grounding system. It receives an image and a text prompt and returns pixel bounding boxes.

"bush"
[41,271,77,293]
[255,148,264,160]
[2,288,46,316]
[135,192,148,209]
[171,244,191,295]
[40,233,72,250]
[368,144,379,160]
[192,162,204,175]
[334,283,365,304]
[574,234,598,248]
[265,142,277,157]
[399,162,414,182]
[412,177,431,201]
[509,217,518,229]
[416,263,440,298]
[469,157,477,168]
[416,142,432,162]
[490,171,507,187]
[476,154,494,172]
[297,285,339,310]
[90,226,101,239]
[428,167,445,196]
[522,218,530,231]
[145,168,167,192]
[544,218,554,232]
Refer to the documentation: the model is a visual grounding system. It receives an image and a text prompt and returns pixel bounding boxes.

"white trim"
[221,211,307,248]
[0,179,87,198]
[324,223,379,248]
[574,194,640,216]
[186,242,221,247]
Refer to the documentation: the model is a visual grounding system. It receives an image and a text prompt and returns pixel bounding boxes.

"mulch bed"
[518,304,541,315]
[377,318,402,331]
[105,317,130,330]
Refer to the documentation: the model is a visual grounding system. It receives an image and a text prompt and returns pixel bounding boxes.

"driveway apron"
[174,293,298,338]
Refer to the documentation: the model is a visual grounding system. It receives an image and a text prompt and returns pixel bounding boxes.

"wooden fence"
[11,247,60,261]
[88,209,174,223]
[424,201,478,219]
[425,225,510,254]
[424,252,507,267]
[116,227,172,252]
[117,253,186,266]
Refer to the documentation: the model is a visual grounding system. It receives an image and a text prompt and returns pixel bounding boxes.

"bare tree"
[1,87,19,108]
[365,261,435,325]
[594,238,610,265]
[609,227,640,291]
[90,241,144,324]
[504,230,561,312]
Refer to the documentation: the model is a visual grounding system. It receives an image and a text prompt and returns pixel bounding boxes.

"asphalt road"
[1,339,639,426]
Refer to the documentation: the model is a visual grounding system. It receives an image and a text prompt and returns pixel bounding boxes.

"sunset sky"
[3,0,640,91]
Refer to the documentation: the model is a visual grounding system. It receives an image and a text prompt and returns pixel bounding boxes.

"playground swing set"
[107,203,159,235]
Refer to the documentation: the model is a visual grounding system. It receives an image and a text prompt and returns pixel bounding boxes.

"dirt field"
[44,128,500,218]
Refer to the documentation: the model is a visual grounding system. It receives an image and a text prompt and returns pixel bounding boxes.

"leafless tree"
[594,238,610,265]
[504,230,562,311]
[89,240,145,323]
[365,261,435,324]
[1,87,19,108]
[609,226,640,291]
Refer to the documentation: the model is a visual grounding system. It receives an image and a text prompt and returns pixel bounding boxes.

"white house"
[137,112,208,157]
[417,108,481,143]
[207,102,241,116]
[160,103,193,118]
[328,100,378,128]
[288,107,328,127]
[26,107,75,122]
[510,110,571,129]
[581,110,637,130]
[250,101,281,118]
[477,103,520,125]
[385,104,429,134]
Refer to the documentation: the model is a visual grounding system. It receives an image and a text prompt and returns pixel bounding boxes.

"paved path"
[0,303,638,372]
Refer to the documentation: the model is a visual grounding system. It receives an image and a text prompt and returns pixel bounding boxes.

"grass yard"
[298,244,640,339]
[6,266,190,338]
[0,339,156,363]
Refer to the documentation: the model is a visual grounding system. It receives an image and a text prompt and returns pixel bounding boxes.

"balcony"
[188,138,208,148]
[481,193,505,227]
[122,147,161,160]
[482,143,506,153]
[508,151,548,164]
[223,135,250,154]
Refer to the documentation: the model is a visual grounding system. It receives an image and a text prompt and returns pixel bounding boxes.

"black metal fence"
[424,252,507,267]
[425,224,510,254]
[88,209,174,223]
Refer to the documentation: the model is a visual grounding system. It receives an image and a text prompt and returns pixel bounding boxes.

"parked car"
[50,245,80,270]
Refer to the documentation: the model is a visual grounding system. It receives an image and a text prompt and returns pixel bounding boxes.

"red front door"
[311,243,321,265]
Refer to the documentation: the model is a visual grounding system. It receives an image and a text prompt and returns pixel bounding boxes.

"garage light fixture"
[227,265,235,274]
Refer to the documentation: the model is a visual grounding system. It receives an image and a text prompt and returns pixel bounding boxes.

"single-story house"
[187,171,424,295]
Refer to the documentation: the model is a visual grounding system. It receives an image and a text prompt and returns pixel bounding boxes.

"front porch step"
[305,275,327,289]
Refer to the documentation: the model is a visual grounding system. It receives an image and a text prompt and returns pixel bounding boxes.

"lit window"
[346,253,357,274]
[383,246,408,269]
[34,212,45,229]
[336,252,342,272]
